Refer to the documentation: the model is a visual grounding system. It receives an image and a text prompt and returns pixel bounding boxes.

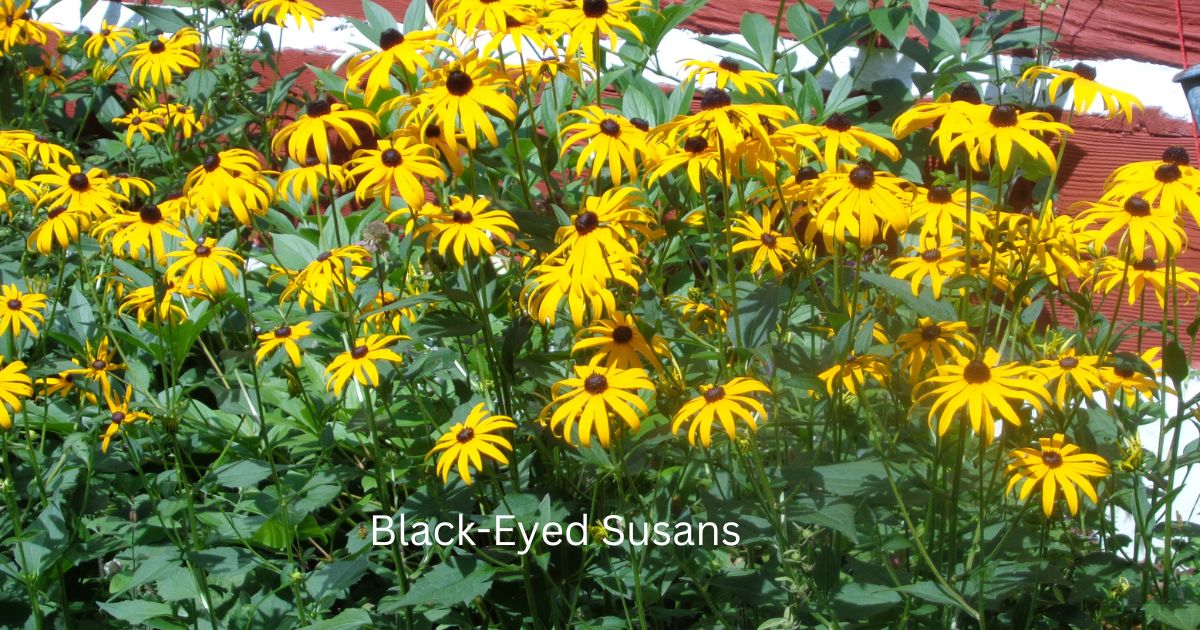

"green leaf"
[403,0,432,31]
[860,272,956,321]
[385,557,496,610]
[812,460,887,497]
[270,233,321,270]
[306,558,370,610]
[868,8,912,49]
[97,600,176,625]
[834,582,902,618]
[1020,297,1044,326]
[362,0,396,35]
[1145,601,1200,630]
[791,502,859,543]
[128,5,192,33]
[300,609,374,630]
[726,282,781,350]
[894,581,965,609]
[210,460,273,489]
[1163,341,1189,389]
[740,12,776,68]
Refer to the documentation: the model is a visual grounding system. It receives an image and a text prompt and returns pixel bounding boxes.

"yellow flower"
[545,0,648,64]
[33,164,125,218]
[84,21,135,59]
[279,246,374,311]
[99,387,152,454]
[1006,211,1086,288]
[799,113,900,169]
[23,56,68,92]
[730,208,800,276]
[411,53,516,151]
[571,313,668,370]
[645,134,725,193]
[891,82,981,149]
[1092,255,1200,309]
[682,57,776,95]
[523,252,638,326]
[61,337,124,397]
[1006,433,1110,517]
[112,108,166,147]
[818,353,889,396]
[671,378,769,447]
[35,372,96,406]
[1034,349,1105,409]
[543,186,652,274]
[545,364,654,447]
[936,103,1071,172]
[348,137,446,209]
[92,203,185,262]
[324,333,409,396]
[247,0,325,29]
[426,403,515,485]
[184,149,273,225]
[122,28,202,88]
[276,157,354,204]
[434,0,537,35]
[166,237,244,294]
[891,245,965,298]
[27,206,89,253]
[0,355,32,430]
[118,281,197,325]
[895,318,975,384]
[271,100,379,165]
[0,284,46,337]
[16,133,72,168]
[0,0,62,52]
[256,321,313,367]
[1073,194,1185,259]
[909,184,992,247]
[651,88,795,155]
[559,106,650,185]
[806,163,912,248]
[1100,349,1162,403]
[153,102,204,139]
[346,28,454,105]
[915,348,1048,443]
[1020,64,1142,123]
[1102,147,1200,225]
[417,196,518,265]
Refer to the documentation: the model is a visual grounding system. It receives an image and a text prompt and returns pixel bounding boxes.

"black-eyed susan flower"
[99,387,151,453]
[730,208,800,276]
[937,103,1071,173]
[652,88,794,153]
[0,0,62,52]
[417,196,518,265]
[0,284,46,337]
[33,164,125,218]
[256,321,312,367]
[1007,211,1087,288]
[35,372,96,405]
[325,333,409,396]
[122,28,202,88]
[909,184,992,247]
[61,337,124,397]
[1034,349,1105,409]
[247,0,324,29]
[545,364,654,447]
[0,356,31,429]
[671,378,769,447]
[84,21,135,59]
[665,291,727,335]
[804,112,900,169]
[896,318,975,384]
[348,136,446,209]
[166,237,244,294]
[807,162,912,248]
[277,157,353,204]
[545,0,647,63]
[184,149,274,225]
[559,106,650,185]
[1020,63,1142,123]
[92,203,184,262]
[23,56,68,92]
[347,28,455,105]
[916,348,1048,442]
[271,99,380,164]
[112,108,165,147]
[117,281,197,325]
[153,102,204,139]
[17,133,72,168]
[571,313,668,370]
[891,245,965,298]
[682,57,776,95]
[279,245,373,311]
[435,0,536,35]
[1006,433,1110,517]
[411,53,516,151]
[27,206,89,253]
[1100,349,1162,402]
[1092,255,1200,309]
[426,403,515,485]
[1103,147,1200,224]
[479,11,560,56]
[543,186,652,274]
[1073,194,1185,259]
[110,173,155,200]
[891,82,981,150]
[818,353,889,396]
[645,134,725,193]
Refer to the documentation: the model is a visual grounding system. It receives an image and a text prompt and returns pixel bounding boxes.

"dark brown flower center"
[1041,450,1063,468]
[1071,63,1097,81]
[1132,257,1158,272]
[584,373,608,394]
[1114,365,1135,378]
[380,148,402,166]
[111,411,126,423]
[718,57,741,73]
[699,88,731,111]
[42,67,53,76]
[1059,356,1079,369]
[6,299,20,311]
[920,248,941,262]
[848,164,874,189]
[950,82,982,104]
[703,385,725,402]
[598,119,621,137]
[794,165,818,183]
[191,244,211,257]
[316,250,332,262]
[148,40,165,54]
[130,116,142,126]
[629,117,650,132]
[574,210,600,234]
[68,173,90,191]
[683,135,709,153]
[446,69,474,96]
[274,326,292,338]
[306,100,332,117]
[350,345,369,360]
[989,104,1019,127]
[927,185,952,204]
[760,233,778,248]
[1162,146,1190,166]
[47,207,66,219]
[611,325,634,343]
[1155,163,1182,183]
[1123,196,1151,217]
[824,113,852,132]
[424,123,442,138]
[452,210,473,224]
[379,28,405,50]
[920,324,942,341]
[963,360,991,383]
[91,359,107,371]
[456,427,474,443]
[203,154,221,172]
[100,28,111,36]
[582,0,609,18]
[139,204,163,224]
